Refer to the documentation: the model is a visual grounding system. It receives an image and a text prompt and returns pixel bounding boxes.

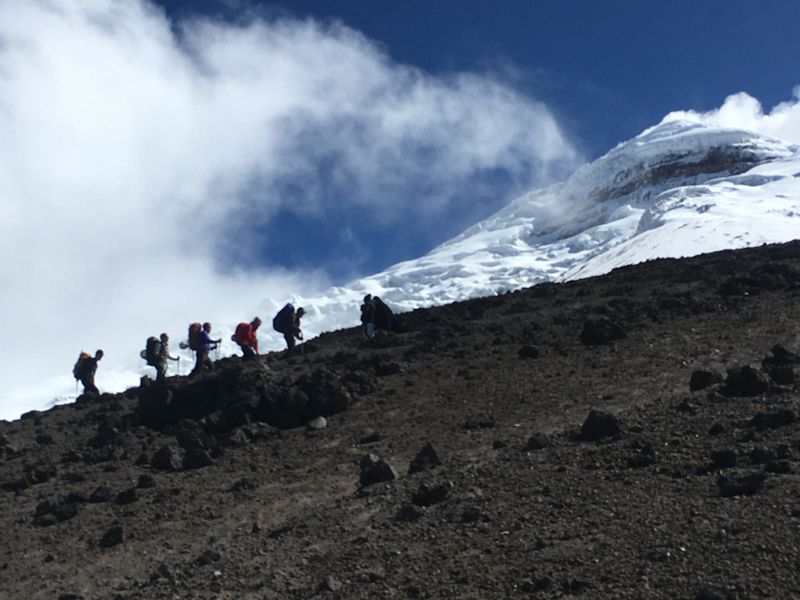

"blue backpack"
[273,303,294,334]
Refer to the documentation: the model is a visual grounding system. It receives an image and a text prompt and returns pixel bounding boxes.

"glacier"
[288,119,800,339]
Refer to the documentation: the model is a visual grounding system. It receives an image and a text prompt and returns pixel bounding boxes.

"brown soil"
[2,241,800,600]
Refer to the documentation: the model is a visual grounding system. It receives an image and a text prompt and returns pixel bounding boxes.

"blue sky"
[158,0,800,157]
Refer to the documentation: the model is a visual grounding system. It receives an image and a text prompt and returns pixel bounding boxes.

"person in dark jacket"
[284,307,305,356]
[191,323,221,376]
[155,333,179,383]
[360,294,375,340]
[77,349,103,395]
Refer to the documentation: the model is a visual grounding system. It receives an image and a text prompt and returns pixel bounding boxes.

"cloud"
[0,0,580,419]
[661,88,800,144]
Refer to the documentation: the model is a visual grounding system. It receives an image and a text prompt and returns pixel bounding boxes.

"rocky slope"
[2,240,800,599]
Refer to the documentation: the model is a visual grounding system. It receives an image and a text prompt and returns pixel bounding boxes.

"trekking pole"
[177,357,181,376]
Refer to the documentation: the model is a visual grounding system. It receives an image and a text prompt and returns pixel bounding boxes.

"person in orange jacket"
[232,317,261,361]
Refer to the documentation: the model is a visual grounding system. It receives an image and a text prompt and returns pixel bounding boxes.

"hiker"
[372,296,393,332]
[233,317,261,361]
[74,349,103,395]
[191,322,221,376]
[284,306,305,355]
[155,333,179,382]
[273,303,305,356]
[360,294,376,340]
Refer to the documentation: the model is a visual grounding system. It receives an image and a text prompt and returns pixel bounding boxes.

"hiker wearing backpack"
[142,334,178,382]
[372,296,393,332]
[283,306,305,356]
[156,333,178,382]
[73,349,103,395]
[360,294,376,340]
[232,317,261,361]
[191,322,221,376]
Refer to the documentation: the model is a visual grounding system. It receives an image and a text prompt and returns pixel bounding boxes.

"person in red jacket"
[233,317,261,361]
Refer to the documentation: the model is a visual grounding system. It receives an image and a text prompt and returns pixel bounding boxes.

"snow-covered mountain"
[11,118,800,420]
[287,119,800,337]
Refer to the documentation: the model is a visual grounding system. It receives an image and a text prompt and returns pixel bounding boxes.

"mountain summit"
[294,119,800,337]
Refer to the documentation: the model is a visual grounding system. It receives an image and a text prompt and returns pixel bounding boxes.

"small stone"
[359,454,398,487]
[116,488,137,505]
[306,416,327,431]
[137,475,156,489]
[717,471,766,497]
[320,575,343,592]
[580,410,621,441]
[408,443,441,474]
[709,450,737,470]
[518,345,540,359]
[411,482,450,507]
[99,524,123,548]
[526,433,550,451]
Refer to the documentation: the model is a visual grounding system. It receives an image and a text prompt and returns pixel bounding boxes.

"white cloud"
[662,88,800,144]
[0,0,580,419]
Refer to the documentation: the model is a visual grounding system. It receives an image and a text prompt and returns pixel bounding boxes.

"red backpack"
[233,322,250,345]
[188,323,202,351]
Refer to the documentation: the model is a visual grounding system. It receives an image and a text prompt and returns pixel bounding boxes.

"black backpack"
[273,303,294,334]
[73,352,91,380]
[373,298,393,331]
[141,336,161,366]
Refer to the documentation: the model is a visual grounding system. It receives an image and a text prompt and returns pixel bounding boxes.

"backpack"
[233,322,250,345]
[141,336,161,365]
[373,297,394,331]
[272,303,294,334]
[72,352,91,380]
[188,322,202,351]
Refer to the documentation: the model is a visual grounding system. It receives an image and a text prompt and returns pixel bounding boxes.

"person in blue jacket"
[190,322,221,377]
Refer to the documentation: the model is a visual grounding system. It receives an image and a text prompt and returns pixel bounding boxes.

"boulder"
[183,449,214,470]
[525,433,550,451]
[359,454,398,487]
[750,409,795,431]
[306,416,327,431]
[689,369,722,392]
[411,482,450,507]
[722,365,768,397]
[579,410,621,441]
[99,523,123,548]
[717,471,766,497]
[89,486,113,503]
[580,318,626,346]
[709,450,737,470]
[151,445,185,472]
[408,443,441,474]
[33,499,80,527]
[518,345,540,359]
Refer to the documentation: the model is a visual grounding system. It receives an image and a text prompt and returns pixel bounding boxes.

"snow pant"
[80,375,99,395]
[284,332,296,355]
[362,322,375,340]
[241,345,257,361]
[190,350,213,376]
[155,360,167,383]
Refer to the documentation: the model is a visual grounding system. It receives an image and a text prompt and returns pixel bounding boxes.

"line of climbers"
[72,296,395,396]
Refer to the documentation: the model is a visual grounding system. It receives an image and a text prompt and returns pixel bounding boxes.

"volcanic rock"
[359,454,398,487]
[722,365,768,397]
[580,318,626,346]
[689,369,722,392]
[580,410,621,441]
[408,442,441,474]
